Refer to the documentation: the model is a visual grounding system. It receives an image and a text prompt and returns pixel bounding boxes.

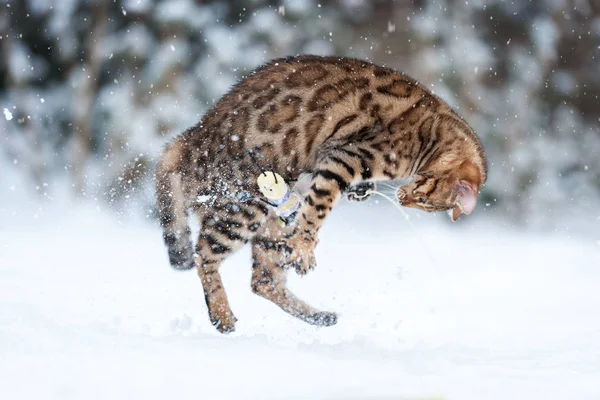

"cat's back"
[177,55,452,170]
[203,55,414,116]
[238,55,377,90]
[189,56,425,140]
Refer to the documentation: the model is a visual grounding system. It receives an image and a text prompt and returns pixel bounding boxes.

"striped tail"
[155,143,195,270]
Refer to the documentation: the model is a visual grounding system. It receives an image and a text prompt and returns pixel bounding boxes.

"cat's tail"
[155,141,195,270]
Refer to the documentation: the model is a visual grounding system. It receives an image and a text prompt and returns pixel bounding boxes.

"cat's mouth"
[396,189,425,208]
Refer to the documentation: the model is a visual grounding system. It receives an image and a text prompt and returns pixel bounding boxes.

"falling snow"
[196,195,212,203]
[1,1,600,398]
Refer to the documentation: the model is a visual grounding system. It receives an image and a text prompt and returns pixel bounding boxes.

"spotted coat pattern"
[155,55,487,333]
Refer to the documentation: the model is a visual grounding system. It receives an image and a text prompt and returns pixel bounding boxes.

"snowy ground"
[1,195,600,399]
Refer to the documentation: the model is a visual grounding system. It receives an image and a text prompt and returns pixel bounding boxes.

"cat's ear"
[457,160,482,190]
[450,160,482,221]
[450,181,477,221]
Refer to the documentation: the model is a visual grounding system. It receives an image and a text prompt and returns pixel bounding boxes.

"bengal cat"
[155,55,487,333]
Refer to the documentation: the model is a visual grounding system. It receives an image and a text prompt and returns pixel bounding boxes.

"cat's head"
[396,160,483,221]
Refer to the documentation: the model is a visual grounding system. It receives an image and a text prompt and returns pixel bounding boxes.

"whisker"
[375,181,393,189]
[368,190,409,219]
[366,189,442,277]
[375,183,399,198]
[377,182,398,192]
[377,180,395,188]
[380,189,398,199]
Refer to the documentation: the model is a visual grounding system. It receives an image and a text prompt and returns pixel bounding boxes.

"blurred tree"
[0,0,598,223]
[71,0,109,195]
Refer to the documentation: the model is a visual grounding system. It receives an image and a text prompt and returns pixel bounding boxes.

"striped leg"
[284,143,380,274]
[194,198,269,333]
[195,235,238,333]
[251,222,337,326]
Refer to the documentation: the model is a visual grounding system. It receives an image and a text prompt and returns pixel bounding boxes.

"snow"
[531,17,559,60]
[283,0,315,16]
[3,107,12,121]
[153,0,213,29]
[1,199,599,400]
[123,0,152,14]
[196,194,212,203]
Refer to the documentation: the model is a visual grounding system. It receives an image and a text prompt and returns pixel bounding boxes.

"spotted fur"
[155,55,487,333]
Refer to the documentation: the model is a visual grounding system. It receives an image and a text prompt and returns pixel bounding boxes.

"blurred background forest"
[1,0,599,228]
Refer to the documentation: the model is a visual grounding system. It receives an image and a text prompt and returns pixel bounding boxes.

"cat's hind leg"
[155,154,194,270]
[250,222,337,327]
[195,233,238,333]
[194,198,270,333]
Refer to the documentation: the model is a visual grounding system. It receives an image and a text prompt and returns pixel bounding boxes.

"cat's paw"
[210,312,237,334]
[283,233,317,275]
[346,182,375,202]
[168,246,195,270]
[305,311,338,327]
[290,254,316,276]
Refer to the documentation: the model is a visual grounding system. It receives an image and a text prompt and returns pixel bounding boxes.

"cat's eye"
[417,197,427,204]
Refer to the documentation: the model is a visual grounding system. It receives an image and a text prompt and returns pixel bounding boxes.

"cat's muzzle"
[396,189,407,205]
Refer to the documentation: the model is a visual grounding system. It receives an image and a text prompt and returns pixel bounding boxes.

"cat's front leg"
[284,142,381,273]
[284,170,350,275]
